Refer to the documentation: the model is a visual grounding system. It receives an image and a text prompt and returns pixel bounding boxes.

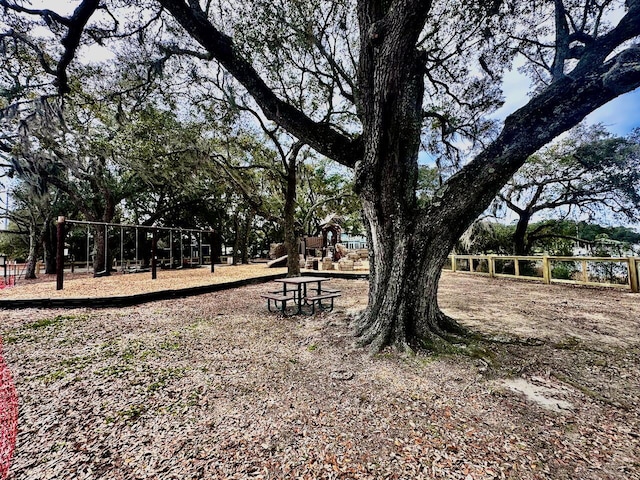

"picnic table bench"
[261,276,341,315]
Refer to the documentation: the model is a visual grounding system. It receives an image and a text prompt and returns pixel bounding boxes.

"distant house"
[573,236,638,257]
[341,234,368,250]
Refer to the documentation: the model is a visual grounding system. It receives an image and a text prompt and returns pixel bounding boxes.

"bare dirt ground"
[1,268,639,479]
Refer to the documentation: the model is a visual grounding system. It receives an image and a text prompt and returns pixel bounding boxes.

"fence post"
[581,259,588,283]
[629,257,639,293]
[488,255,495,278]
[451,254,456,272]
[56,216,65,291]
[151,229,158,280]
[514,257,520,277]
[542,255,551,284]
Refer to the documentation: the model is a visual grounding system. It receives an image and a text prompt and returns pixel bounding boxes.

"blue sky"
[496,64,640,137]
[584,90,640,136]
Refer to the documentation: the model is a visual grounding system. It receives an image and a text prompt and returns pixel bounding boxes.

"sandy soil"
[0,265,288,300]
[1,269,639,479]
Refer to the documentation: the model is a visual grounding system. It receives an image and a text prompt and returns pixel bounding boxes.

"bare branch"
[0,1,71,26]
[55,0,101,94]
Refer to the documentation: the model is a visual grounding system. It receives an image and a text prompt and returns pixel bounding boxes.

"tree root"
[436,311,470,338]
[481,334,546,347]
[551,370,630,411]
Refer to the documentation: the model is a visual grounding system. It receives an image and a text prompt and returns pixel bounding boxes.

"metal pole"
[135,227,139,267]
[170,230,173,268]
[152,229,158,280]
[199,232,203,266]
[104,224,108,273]
[120,226,124,272]
[86,225,90,273]
[180,229,183,267]
[56,216,65,290]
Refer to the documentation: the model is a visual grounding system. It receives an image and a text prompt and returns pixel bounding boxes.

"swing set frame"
[55,217,216,291]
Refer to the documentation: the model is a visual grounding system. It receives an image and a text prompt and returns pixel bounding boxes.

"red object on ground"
[0,338,18,479]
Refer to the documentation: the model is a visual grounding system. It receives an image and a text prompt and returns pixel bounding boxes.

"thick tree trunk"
[352,3,469,351]
[284,158,300,277]
[240,211,254,264]
[232,214,241,265]
[43,221,56,274]
[92,226,109,275]
[513,213,532,256]
[354,215,466,352]
[24,229,38,279]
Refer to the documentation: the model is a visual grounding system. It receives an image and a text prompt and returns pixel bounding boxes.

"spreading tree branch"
[158,0,362,167]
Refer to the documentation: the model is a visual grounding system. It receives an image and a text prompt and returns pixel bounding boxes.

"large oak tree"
[2,0,640,351]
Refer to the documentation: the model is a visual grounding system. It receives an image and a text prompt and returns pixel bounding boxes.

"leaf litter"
[0,269,639,479]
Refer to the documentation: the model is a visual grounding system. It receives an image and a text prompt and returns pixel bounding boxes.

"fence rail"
[446,254,639,293]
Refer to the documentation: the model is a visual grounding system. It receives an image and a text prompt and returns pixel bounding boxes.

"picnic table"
[261,276,341,316]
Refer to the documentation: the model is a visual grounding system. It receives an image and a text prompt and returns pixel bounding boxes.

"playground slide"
[266,255,288,268]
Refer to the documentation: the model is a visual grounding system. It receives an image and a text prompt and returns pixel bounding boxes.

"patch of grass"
[554,336,582,350]
[51,442,67,453]
[2,332,32,344]
[146,367,186,392]
[98,340,118,356]
[34,353,97,384]
[3,314,89,344]
[120,340,147,361]
[159,385,205,415]
[186,387,204,406]
[26,317,64,330]
[38,369,66,384]
[26,314,87,330]
[96,364,132,377]
[139,349,158,360]
[99,339,158,360]
[117,404,147,422]
[60,354,95,370]
[159,340,181,351]
[147,380,166,392]
[307,343,318,352]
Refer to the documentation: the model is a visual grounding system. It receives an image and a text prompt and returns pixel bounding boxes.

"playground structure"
[301,214,343,260]
[56,217,216,291]
[266,214,370,270]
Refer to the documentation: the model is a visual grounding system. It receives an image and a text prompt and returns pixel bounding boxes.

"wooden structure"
[301,214,343,259]
[447,254,640,293]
